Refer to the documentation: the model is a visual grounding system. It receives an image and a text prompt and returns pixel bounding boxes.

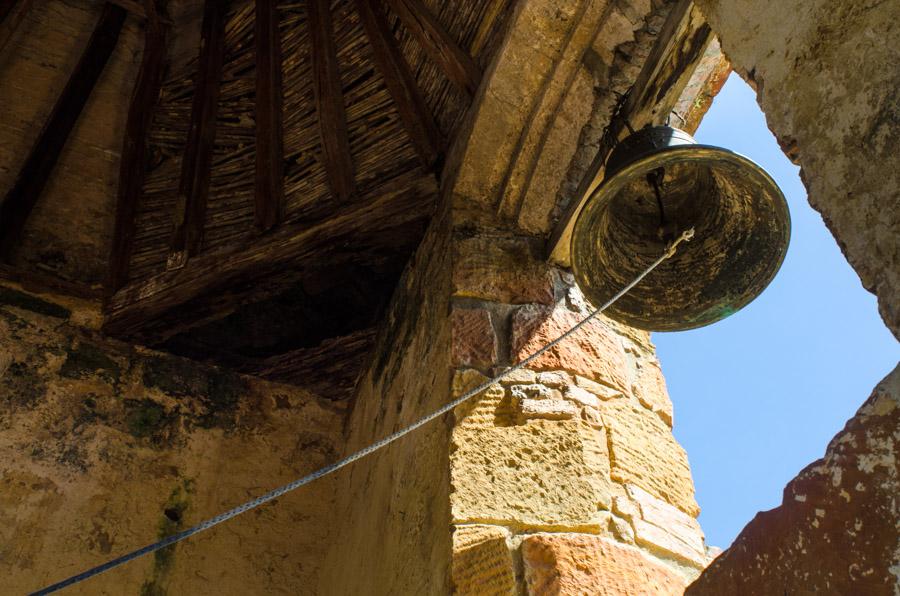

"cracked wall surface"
[0,285,344,594]
[684,0,900,593]
[695,0,900,339]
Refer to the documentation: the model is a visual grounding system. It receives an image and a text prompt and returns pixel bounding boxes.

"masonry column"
[319,0,729,592]
[447,202,713,594]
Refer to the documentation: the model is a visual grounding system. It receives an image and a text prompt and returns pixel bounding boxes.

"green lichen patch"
[142,355,247,430]
[0,287,70,319]
[60,341,122,384]
[56,445,88,473]
[140,480,194,596]
[72,395,106,431]
[141,356,209,397]
[0,306,30,331]
[198,369,247,428]
[1,360,48,407]
[124,399,169,440]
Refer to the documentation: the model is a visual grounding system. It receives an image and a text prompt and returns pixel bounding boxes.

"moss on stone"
[0,287,70,319]
[142,355,247,429]
[2,360,47,407]
[204,368,246,412]
[141,480,194,596]
[60,341,121,384]
[125,399,167,439]
[141,356,209,397]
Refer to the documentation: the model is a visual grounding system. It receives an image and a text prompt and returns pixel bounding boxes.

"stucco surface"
[0,288,344,594]
[318,204,454,596]
[696,0,900,338]
[688,365,900,595]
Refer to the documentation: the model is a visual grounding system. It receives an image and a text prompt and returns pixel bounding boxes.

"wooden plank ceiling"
[0,0,514,398]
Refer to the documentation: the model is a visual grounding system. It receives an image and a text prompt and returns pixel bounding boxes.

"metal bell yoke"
[571,125,791,332]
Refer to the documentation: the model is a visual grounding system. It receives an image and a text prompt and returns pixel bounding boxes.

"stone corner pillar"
[321,0,718,592]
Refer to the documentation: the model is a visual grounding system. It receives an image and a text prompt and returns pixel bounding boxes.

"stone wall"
[694,0,900,339]
[315,1,724,589]
[684,0,900,593]
[0,0,733,593]
[448,214,712,594]
[0,285,344,594]
[318,202,455,595]
[688,365,900,595]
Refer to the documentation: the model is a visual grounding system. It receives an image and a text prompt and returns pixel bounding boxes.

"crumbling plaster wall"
[0,285,345,594]
[695,0,900,339]
[318,202,455,595]
[683,0,900,593]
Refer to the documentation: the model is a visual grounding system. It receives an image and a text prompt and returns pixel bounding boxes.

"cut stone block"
[522,533,687,595]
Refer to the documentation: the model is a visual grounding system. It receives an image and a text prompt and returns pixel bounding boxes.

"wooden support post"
[107,1,167,292]
[308,0,355,202]
[169,0,228,267]
[0,3,126,260]
[356,0,441,168]
[254,0,284,231]
[385,0,480,97]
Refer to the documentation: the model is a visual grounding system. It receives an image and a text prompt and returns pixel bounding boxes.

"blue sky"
[654,74,900,549]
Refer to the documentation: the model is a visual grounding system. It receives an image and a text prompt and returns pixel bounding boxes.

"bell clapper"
[646,167,679,243]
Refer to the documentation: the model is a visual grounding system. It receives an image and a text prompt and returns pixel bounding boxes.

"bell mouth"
[571,143,791,332]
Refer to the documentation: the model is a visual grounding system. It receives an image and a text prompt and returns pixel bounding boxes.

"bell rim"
[571,143,791,332]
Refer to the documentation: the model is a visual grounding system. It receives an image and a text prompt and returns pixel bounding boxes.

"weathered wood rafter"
[546,0,714,261]
[108,0,168,293]
[386,0,480,97]
[254,0,284,231]
[169,0,229,267]
[0,2,126,260]
[106,0,164,21]
[308,0,355,202]
[104,170,437,340]
[356,0,442,168]
[96,0,515,350]
[0,0,33,54]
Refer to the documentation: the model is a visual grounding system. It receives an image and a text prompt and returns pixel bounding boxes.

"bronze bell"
[571,125,790,331]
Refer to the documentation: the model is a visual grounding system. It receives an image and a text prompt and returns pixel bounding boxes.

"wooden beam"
[385,0,480,97]
[308,0,355,202]
[0,0,32,55]
[546,0,713,262]
[356,0,441,168]
[0,3,126,260]
[103,169,437,341]
[106,0,175,24]
[254,0,284,230]
[169,0,228,267]
[107,1,167,292]
[0,0,17,21]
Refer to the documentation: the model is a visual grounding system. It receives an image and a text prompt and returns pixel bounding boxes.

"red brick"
[512,304,628,392]
[522,533,687,595]
[452,307,498,368]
